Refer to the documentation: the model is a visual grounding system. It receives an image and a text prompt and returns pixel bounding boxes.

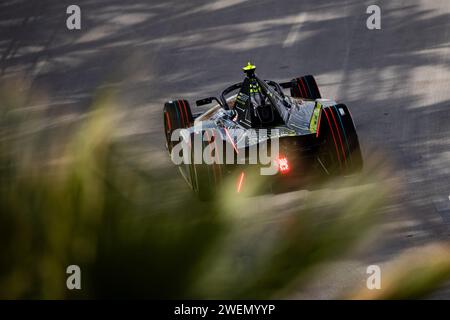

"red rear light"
[277,156,290,174]
[236,172,245,193]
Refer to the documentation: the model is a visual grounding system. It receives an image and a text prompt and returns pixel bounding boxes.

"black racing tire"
[332,104,363,174]
[189,129,223,201]
[290,75,322,100]
[317,105,363,175]
[163,100,193,152]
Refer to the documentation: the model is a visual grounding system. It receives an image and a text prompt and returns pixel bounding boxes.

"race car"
[163,63,363,200]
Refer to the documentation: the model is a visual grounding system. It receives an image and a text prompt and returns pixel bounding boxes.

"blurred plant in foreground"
[348,244,450,299]
[0,82,449,299]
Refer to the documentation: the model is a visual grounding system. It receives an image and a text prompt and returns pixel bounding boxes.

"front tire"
[290,75,322,100]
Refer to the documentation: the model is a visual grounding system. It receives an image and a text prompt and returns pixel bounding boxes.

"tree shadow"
[1,0,450,296]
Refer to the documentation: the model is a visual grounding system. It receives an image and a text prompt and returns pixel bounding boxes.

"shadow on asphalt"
[1,0,449,280]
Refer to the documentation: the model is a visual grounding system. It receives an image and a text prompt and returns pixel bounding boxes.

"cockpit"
[220,63,288,128]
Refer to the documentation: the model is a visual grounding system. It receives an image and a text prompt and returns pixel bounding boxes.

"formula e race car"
[163,63,363,200]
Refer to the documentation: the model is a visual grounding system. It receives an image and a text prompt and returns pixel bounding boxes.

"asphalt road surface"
[1,0,450,298]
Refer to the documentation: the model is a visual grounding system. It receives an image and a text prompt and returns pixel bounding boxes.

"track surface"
[1,0,450,298]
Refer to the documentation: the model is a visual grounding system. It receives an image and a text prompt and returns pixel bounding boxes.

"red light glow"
[278,156,290,174]
[237,172,245,193]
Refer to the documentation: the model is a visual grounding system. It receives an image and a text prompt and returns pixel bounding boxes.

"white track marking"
[283,13,306,48]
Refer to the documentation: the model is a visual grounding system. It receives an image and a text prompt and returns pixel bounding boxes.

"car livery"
[163,63,363,200]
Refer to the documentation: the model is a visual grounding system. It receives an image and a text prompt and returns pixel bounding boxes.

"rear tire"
[317,104,363,175]
[163,100,193,152]
[189,129,223,201]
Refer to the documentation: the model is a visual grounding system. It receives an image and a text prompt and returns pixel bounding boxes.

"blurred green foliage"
[0,85,449,299]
